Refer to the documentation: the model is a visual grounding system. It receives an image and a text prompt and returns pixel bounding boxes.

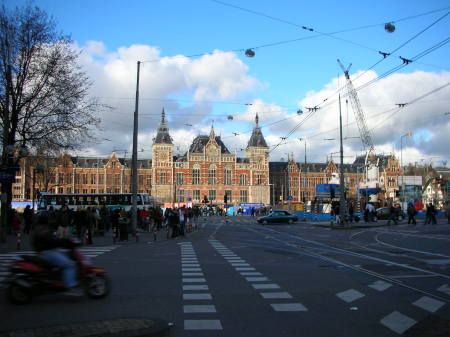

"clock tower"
[151,108,174,201]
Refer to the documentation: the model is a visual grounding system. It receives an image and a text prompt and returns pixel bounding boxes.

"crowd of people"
[6,204,210,244]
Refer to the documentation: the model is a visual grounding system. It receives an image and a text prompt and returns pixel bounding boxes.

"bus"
[36,192,159,211]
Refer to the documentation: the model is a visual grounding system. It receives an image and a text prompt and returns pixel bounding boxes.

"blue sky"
[8,0,450,166]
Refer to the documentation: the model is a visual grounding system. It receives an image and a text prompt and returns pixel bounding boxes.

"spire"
[153,108,172,144]
[247,113,268,148]
[209,123,216,140]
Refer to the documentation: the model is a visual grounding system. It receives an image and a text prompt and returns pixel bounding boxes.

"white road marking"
[380,311,417,334]
[183,293,212,300]
[184,320,222,330]
[182,278,206,283]
[240,272,262,276]
[246,277,269,282]
[336,289,365,303]
[182,268,202,272]
[260,292,292,299]
[183,285,209,291]
[182,273,203,276]
[271,303,308,311]
[236,267,255,271]
[413,296,445,313]
[184,305,217,313]
[368,280,392,292]
[252,283,280,289]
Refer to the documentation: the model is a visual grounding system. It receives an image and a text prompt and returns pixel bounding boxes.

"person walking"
[387,204,398,225]
[56,205,72,238]
[424,203,437,225]
[407,202,417,225]
[23,205,34,234]
[348,202,354,223]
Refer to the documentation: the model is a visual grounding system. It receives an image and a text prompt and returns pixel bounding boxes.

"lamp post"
[298,138,307,204]
[131,61,141,232]
[400,132,412,210]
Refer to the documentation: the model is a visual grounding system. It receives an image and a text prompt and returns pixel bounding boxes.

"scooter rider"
[31,215,81,296]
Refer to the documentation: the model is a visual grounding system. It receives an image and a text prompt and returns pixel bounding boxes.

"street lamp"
[298,138,307,204]
[400,132,413,209]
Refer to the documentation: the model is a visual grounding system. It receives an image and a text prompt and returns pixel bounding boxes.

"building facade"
[10,110,413,208]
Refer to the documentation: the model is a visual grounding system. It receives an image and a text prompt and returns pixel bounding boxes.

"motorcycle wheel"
[84,273,110,299]
[7,283,32,304]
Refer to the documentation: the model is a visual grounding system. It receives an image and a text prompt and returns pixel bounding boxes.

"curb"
[0,317,170,337]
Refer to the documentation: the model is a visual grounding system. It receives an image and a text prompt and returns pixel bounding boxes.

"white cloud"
[75,42,260,157]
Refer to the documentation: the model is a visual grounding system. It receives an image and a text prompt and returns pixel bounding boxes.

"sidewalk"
[0,229,170,254]
[0,317,170,337]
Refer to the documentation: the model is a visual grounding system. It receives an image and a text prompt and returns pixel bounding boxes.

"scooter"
[5,245,111,304]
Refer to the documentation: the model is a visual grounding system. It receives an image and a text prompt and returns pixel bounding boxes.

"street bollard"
[16,232,21,250]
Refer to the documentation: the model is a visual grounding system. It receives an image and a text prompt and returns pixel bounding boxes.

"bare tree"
[0,4,102,240]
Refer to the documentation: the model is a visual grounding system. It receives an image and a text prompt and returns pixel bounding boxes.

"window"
[138,175,144,185]
[106,174,112,185]
[91,189,96,194]
[114,174,120,185]
[123,175,128,185]
[240,174,247,185]
[176,173,184,185]
[240,190,248,203]
[160,172,167,184]
[177,189,185,202]
[82,174,88,184]
[192,168,200,184]
[193,190,200,201]
[256,174,263,185]
[59,174,64,185]
[208,189,216,201]
[99,174,104,184]
[225,190,232,203]
[208,166,216,185]
[224,168,232,185]
[66,173,72,184]
[90,174,96,185]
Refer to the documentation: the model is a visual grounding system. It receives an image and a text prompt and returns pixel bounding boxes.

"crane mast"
[337,59,374,153]
[337,59,379,199]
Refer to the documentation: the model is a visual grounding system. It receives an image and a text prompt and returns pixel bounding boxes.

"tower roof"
[153,108,172,144]
[247,113,268,148]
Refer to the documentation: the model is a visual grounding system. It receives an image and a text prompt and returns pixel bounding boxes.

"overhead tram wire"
[370,81,450,132]
[302,12,450,116]
[300,82,450,142]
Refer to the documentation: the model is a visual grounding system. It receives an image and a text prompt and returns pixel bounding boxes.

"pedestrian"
[446,202,450,225]
[11,209,22,235]
[407,202,417,225]
[23,205,34,234]
[56,205,72,238]
[424,203,437,225]
[387,204,398,225]
[348,202,354,223]
[333,204,341,225]
[72,206,87,242]
[179,207,186,236]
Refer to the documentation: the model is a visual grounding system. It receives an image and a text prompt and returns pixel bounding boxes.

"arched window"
[224,167,232,185]
[208,165,216,185]
[192,164,200,184]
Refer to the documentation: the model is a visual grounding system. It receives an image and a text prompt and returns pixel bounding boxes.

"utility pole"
[338,94,347,226]
[131,61,140,231]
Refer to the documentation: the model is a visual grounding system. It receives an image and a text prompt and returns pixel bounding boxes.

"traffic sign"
[287,195,293,201]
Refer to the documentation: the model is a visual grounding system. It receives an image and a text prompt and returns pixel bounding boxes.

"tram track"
[243,224,450,303]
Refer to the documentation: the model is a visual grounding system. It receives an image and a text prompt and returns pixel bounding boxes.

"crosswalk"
[0,246,118,287]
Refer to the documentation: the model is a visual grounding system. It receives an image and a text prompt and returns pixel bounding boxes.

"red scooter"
[5,245,111,304]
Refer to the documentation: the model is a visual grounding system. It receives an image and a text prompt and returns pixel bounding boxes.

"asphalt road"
[1,215,450,337]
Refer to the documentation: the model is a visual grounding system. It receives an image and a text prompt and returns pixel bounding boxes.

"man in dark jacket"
[32,216,80,295]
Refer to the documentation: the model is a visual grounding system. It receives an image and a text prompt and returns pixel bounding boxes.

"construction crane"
[337,59,379,201]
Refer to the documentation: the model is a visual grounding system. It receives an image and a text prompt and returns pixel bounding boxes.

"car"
[257,210,298,225]
[375,207,405,221]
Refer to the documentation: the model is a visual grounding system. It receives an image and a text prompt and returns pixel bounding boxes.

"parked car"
[375,207,405,221]
[257,210,298,224]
